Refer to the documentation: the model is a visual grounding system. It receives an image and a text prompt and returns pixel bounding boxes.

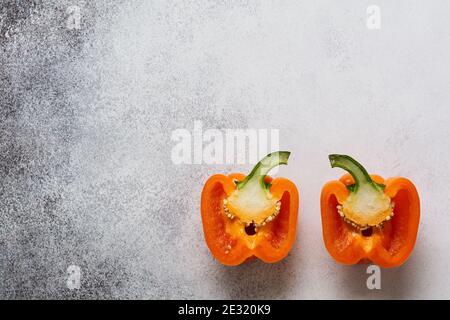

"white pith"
[223,182,281,227]
[338,185,395,230]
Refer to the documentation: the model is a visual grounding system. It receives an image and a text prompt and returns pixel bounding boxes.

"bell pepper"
[201,151,299,266]
[320,154,420,268]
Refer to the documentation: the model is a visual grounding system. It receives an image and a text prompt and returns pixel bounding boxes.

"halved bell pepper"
[320,154,420,268]
[201,151,299,266]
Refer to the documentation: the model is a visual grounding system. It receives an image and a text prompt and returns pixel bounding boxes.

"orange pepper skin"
[201,173,299,266]
[320,173,420,268]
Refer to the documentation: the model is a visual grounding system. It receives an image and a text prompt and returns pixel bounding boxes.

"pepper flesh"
[201,152,299,266]
[321,154,420,268]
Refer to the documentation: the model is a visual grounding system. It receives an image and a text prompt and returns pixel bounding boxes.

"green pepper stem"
[237,151,290,190]
[328,154,376,192]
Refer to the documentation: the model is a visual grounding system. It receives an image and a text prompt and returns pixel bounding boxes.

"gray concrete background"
[1,0,449,299]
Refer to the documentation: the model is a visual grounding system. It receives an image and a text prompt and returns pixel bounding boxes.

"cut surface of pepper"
[201,151,299,266]
[321,154,420,268]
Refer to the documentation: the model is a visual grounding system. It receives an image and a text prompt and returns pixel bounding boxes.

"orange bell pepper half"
[201,151,299,266]
[320,154,420,268]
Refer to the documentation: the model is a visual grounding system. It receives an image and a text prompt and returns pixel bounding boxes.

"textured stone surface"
[1,0,449,299]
